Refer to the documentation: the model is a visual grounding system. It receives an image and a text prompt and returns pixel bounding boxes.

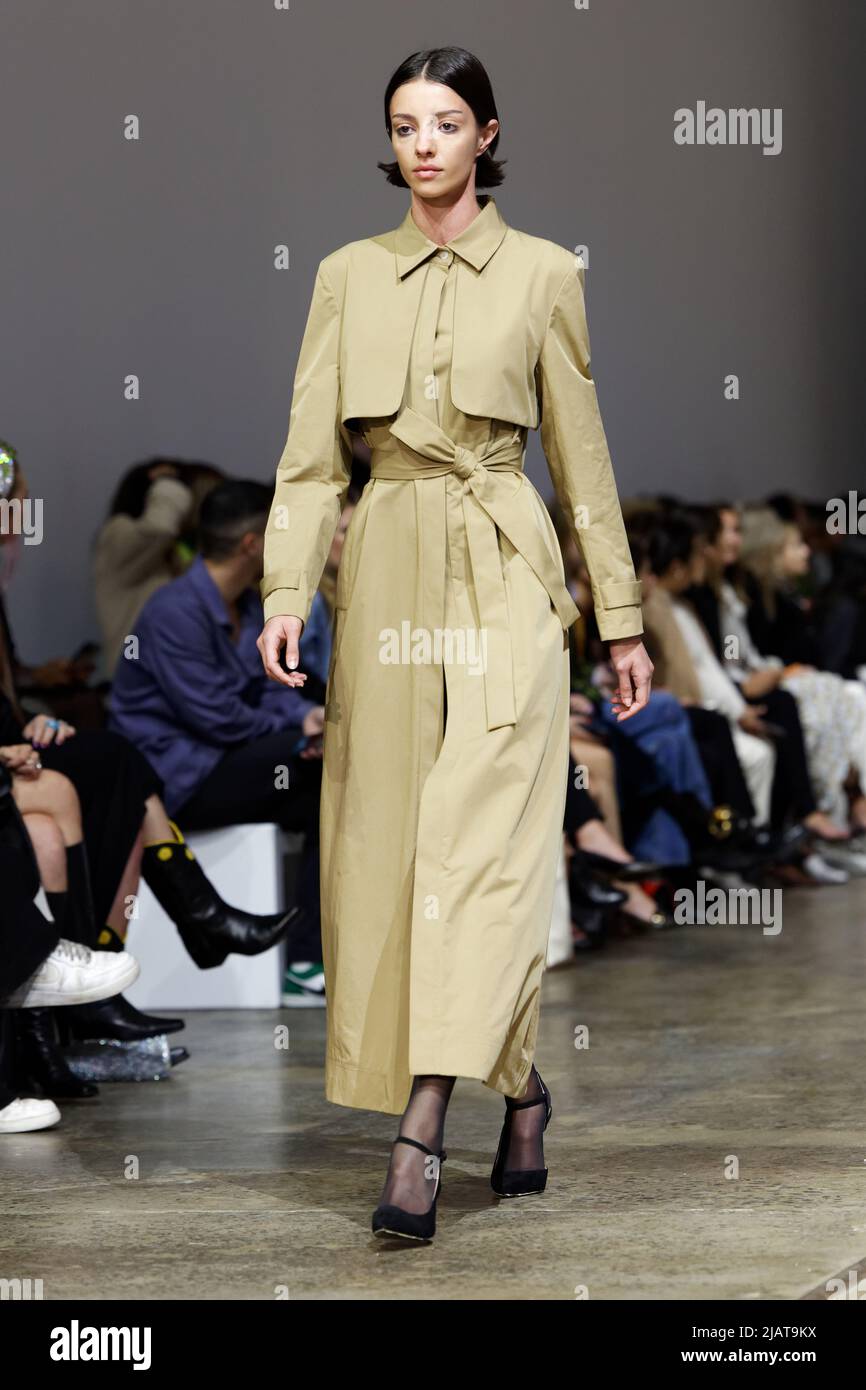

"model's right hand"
[257,615,308,689]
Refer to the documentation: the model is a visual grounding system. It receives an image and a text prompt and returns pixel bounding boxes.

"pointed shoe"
[491,1065,552,1198]
[372,1136,447,1242]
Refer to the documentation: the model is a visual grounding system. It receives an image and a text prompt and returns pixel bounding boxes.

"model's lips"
[414,167,441,173]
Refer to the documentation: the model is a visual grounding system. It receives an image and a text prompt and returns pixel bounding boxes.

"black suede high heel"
[371,1136,447,1241]
[491,1064,552,1197]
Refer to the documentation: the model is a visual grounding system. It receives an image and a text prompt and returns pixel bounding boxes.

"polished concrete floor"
[2,880,865,1301]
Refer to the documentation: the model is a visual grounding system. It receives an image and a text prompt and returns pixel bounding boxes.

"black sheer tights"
[378,1066,547,1212]
[378,1075,455,1214]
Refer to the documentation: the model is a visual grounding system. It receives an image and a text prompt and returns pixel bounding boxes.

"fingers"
[615,663,634,711]
[258,623,300,688]
[283,630,302,672]
[613,662,653,722]
[258,621,308,687]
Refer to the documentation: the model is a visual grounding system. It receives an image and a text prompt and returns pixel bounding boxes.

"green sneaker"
[281,962,326,1008]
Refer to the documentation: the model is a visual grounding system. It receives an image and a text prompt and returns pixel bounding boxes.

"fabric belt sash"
[369,406,579,731]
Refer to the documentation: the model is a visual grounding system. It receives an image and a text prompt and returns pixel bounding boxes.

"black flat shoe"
[575,849,662,881]
[371,1136,447,1242]
[617,903,676,931]
[57,994,186,1043]
[491,1064,552,1197]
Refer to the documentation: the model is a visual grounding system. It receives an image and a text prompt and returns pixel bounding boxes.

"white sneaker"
[0,1097,61,1133]
[816,845,866,877]
[0,938,141,1009]
[802,852,849,884]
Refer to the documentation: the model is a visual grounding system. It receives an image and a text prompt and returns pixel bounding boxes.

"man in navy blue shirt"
[108,481,325,984]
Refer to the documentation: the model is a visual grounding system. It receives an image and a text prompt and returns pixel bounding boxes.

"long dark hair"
[377,47,506,190]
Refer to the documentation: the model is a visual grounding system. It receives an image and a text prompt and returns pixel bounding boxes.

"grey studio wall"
[1,0,863,660]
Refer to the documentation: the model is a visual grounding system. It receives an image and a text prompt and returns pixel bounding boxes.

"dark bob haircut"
[377,46,506,190]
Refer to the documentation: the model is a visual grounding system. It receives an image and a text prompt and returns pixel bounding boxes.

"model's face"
[388,79,497,202]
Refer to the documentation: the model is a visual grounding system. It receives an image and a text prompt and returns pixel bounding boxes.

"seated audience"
[108,479,326,1005]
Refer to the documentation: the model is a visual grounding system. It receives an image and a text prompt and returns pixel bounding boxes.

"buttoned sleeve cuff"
[260,567,310,629]
[593,577,644,642]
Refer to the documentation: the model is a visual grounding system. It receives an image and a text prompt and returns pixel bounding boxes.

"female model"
[258,47,653,1241]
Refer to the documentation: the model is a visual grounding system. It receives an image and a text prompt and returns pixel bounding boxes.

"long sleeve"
[261,260,353,628]
[536,258,643,641]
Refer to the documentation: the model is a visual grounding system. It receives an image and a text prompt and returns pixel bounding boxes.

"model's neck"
[409,189,488,247]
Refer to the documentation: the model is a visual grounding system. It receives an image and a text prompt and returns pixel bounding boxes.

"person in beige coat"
[258,46,653,1240]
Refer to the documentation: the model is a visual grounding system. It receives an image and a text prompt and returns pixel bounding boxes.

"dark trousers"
[175,735,323,960]
[686,707,755,818]
[564,757,603,837]
[744,687,816,827]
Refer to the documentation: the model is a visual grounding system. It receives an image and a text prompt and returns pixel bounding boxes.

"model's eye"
[440,123,458,133]
[394,125,413,138]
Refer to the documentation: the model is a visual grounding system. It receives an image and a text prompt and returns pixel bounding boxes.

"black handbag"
[0,760,41,899]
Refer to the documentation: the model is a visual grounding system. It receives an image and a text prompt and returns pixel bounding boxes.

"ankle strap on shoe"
[505,1093,547,1111]
[393,1136,446,1161]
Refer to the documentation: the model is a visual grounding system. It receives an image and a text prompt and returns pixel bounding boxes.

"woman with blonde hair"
[710,503,866,839]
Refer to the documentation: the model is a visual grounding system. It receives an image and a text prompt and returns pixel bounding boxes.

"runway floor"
[3,880,865,1301]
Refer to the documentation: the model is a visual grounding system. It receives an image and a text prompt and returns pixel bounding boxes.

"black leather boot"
[141,821,300,969]
[13,1008,98,1099]
[57,925,185,1042]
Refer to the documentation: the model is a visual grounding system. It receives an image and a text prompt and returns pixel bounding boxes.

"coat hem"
[325,1043,537,1115]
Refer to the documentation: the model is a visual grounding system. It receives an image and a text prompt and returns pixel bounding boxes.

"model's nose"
[415,126,437,155]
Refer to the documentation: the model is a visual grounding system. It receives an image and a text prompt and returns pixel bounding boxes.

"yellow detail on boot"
[168,819,196,861]
[157,846,173,861]
[144,819,186,850]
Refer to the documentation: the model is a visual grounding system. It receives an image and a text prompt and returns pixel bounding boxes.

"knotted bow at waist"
[369,406,579,731]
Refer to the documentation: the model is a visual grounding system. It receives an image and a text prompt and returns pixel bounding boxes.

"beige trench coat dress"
[261,195,643,1114]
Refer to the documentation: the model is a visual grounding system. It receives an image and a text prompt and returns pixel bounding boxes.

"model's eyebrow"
[391,110,464,121]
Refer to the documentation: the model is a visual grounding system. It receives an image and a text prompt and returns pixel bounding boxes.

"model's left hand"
[608,638,653,722]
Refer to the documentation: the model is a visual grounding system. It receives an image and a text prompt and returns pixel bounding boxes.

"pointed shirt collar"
[394,195,508,279]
